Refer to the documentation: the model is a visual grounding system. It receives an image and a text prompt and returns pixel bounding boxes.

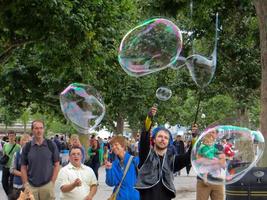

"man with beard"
[135,106,191,200]
[191,123,199,146]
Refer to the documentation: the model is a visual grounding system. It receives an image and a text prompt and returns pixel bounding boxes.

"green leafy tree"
[19,108,31,133]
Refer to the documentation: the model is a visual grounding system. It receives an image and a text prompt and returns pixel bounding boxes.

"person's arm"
[20,146,29,185]
[85,184,97,200]
[105,160,119,186]
[51,161,60,183]
[21,165,29,185]
[51,142,60,183]
[10,153,22,177]
[61,178,82,192]
[139,106,157,168]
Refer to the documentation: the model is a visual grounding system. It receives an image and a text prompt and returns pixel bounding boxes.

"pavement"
[0,166,197,200]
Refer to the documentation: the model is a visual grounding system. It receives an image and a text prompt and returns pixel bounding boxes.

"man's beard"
[155,143,168,151]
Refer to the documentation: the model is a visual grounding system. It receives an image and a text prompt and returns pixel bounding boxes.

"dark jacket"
[135,148,176,198]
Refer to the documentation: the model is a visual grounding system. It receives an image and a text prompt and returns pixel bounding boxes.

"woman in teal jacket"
[105,136,139,200]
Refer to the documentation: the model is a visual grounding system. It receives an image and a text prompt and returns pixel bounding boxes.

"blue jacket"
[106,152,139,200]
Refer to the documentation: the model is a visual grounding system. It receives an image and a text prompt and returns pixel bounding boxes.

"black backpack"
[24,139,55,164]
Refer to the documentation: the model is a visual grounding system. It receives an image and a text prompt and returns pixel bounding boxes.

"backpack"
[24,139,55,164]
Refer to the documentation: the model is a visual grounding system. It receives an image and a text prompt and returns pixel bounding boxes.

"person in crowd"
[21,120,60,200]
[103,145,109,163]
[185,140,192,176]
[196,128,225,200]
[135,106,191,200]
[56,146,98,200]
[173,135,185,155]
[2,130,21,195]
[134,134,140,156]
[222,138,235,160]
[128,138,136,156]
[60,136,68,151]
[9,134,31,200]
[97,136,104,165]
[105,136,139,200]
[191,123,200,146]
[69,134,86,163]
[173,135,185,176]
[87,139,101,179]
[53,134,62,152]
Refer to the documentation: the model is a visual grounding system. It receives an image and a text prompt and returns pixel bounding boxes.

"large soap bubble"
[186,13,219,88]
[60,83,105,134]
[186,54,216,88]
[118,18,183,77]
[191,125,264,185]
[156,86,172,101]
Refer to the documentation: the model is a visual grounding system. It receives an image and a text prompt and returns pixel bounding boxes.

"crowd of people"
[0,106,227,200]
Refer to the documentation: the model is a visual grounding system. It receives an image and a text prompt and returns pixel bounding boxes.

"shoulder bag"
[0,143,16,165]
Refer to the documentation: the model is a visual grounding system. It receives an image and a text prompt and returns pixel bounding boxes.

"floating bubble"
[191,125,265,185]
[186,54,216,88]
[60,83,105,134]
[156,86,172,101]
[118,18,183,77]
[187,13,219,88]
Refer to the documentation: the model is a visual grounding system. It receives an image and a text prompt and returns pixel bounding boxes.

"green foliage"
[0,0,262,135]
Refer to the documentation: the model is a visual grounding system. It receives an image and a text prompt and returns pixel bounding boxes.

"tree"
[253,0,267,166]
[19,108,31,133]
[0,107,17,133]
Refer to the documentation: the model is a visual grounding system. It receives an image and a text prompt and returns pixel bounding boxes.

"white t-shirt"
[56,163,98,200]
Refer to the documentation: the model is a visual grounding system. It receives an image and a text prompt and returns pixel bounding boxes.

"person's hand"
[104,160,112,169]
[23,185,34,200]
[148,105,157,118]
[73,178,82,187]
[84,195,93,200]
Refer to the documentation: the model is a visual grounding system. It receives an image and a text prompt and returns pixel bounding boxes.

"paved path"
[0,166,197,200]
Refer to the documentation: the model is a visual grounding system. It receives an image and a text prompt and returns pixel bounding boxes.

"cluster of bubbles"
[191,125,265,185]
[59,16,218,132]
[118,15,219,101]
[59,83,105,134]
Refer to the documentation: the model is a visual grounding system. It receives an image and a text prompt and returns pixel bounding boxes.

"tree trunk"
[115,114,124,135]
[254,0,267,167]
[237,107,249,127]
[24,124,27,134]
[79,134,90,159]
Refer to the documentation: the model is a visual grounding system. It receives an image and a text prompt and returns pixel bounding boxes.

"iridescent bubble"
[191,125,265,185]
[186,54,216,88]
[60,83,105,134]
[156,86,172,101]
[118,18,183,77]
[187,13,218,88]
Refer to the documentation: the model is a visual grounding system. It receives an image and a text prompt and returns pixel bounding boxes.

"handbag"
[0,143,16,165]
[107,156,134,200]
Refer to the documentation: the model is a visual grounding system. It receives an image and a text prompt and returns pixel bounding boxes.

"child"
[197,129,225,183]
